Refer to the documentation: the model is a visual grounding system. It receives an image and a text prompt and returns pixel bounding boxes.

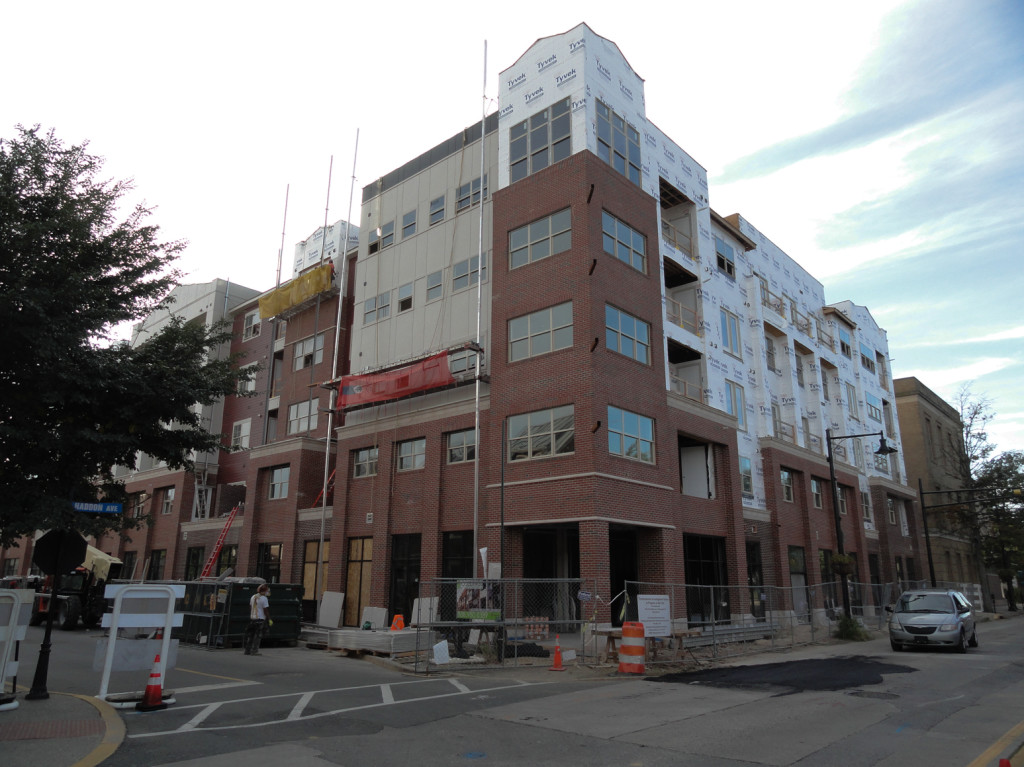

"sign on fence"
[637,594,671,637]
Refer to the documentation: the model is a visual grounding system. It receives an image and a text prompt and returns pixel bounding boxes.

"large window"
[287,398,318,434]
[397,438,426,471]
[184,547,204,581]
[268,465,290,499]
[447,429,476,464]
[605,305,650,363]
[860,343,876,373]
[509,302,573,361]
[243,309,261,340]
[839,326,853,358]
[429,195,445,225]
[740,457,753,497]
[596,100,641,185]
[866,392,883,422]
[232,419,251,448]
[256,542,282,583]
[363,292,390,324]
[725,380,746,429]
[720,309,742,358]
[456,176,487,211]
[368,221,394,254]
[402,210,416,238]
[846,382,859,420]
[294,332,325,370]
[715,236,735,279]
[449,349,479,376]
[508,405,575,462]
[509,208,571,268]
[353,447,378,478]
[397,282,414,313]
[602,211,646,273]
[812,478,823,508]
[781,469,794,502]
[159,486,175,515]
[453,253,486,291]
[509,96,571,183]
[607,406,654,464]
[147,550,166,581]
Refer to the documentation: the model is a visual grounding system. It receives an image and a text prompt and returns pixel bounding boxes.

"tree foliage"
[0,125,252,547]
[975,451,1024,605]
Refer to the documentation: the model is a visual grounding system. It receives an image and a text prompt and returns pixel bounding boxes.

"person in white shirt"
[244,584,270,655]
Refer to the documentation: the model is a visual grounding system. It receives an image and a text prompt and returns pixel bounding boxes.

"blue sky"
[3,0,1021,453]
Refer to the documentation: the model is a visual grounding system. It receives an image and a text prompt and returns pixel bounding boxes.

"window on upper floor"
[429,195,445,225]
[397,438,426,471]
[866,392,882,422]
[368,221,394,254]
[605,305,650,364]
[159,486,176,515]
[860,343,876,373]
[811,478,823,508]
[453,253,487,292]
[354,447,378,478]
[846,382,859,420]
[740,456,753,497]
[231,419,251,449]
[607,405,654,464]
[268,465,290,499]
[447,429,476,464]
[243,309,261,341]
[456,175,487,211]
[725,380,746,430]
[720,309,742,359]
[839,326,853,358]
[781,469,795,502]
[837,485,849,515]
[510,208,571,268]
[596,100,641,185]
[509,302,573,362]
[602,211,646,273]
[862,493,873,523]
[238,362,258,395]
[402,210,416,238]
[293,332,325,371]
[398,282,414,313]
[287,398,318,434]
[449,348,479,377]
[426,270,443,302]
[509,97,571,184]
[363,292,390,324]
[507,405,574,462]
[715,235,735,279]
[764,334,778,372]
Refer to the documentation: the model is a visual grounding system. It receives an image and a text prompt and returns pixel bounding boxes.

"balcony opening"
[659,178,697,263]
[665,258,701,335]
[668,339,704,403]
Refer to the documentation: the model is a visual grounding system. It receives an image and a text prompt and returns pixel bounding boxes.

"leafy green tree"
[0,125,252,548]
[974,451,1024,609]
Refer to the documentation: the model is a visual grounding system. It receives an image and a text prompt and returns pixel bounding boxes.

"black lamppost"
[825,429,898,618]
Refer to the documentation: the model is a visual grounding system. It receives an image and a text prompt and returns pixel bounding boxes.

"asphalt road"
[14,615,1024,766]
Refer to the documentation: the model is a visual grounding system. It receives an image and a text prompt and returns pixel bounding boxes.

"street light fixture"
[825,429,898,619]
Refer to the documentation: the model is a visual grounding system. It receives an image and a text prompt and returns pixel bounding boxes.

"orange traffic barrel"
[617,621,645,674]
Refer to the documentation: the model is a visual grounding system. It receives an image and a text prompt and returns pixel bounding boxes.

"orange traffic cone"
[137,653,168,712]
[550,634,565,672]
[389,614,405,631]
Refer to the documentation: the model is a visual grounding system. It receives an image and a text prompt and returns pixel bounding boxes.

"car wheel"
[890,639,903,652]
[955,628,968,654]
[968,630,978,648]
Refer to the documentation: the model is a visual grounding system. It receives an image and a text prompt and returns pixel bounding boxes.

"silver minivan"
[888,588,977,652]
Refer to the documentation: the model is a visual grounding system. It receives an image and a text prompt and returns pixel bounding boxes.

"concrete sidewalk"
[0,690,124,767]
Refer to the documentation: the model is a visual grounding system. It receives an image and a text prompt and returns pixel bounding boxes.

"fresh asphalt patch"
[649,655,915,695]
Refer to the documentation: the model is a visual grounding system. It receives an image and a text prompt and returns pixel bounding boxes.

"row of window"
[369,176,488,256]
[363,254,485,325]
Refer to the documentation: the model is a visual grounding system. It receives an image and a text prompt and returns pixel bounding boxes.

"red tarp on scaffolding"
[337,352,456,409]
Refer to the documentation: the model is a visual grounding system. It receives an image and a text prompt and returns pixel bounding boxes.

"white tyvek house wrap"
[293,219,359,278]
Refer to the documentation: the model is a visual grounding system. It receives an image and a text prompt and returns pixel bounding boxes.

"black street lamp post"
[825,429,898,619]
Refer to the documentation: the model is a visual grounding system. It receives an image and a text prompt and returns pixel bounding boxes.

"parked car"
[887,588,977,653]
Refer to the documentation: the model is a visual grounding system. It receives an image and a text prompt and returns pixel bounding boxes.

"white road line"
[129,679,544,738]
[174,681,260,695]
[177,702,224,732]
[448,679,471,693]
[286,692,315,721]
[380,684,394,704]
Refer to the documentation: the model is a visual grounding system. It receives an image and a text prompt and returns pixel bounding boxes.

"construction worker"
[244,584,271,655]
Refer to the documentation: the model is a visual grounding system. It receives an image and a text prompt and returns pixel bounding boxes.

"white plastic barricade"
[0,589,34,711]
[97,583,184,707]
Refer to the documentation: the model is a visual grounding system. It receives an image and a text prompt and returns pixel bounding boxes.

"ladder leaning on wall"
[199,504,242,578]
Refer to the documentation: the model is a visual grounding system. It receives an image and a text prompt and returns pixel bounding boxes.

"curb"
[63,692,126,767]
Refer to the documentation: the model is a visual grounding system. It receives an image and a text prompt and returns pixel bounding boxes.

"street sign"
[73,501,123,514]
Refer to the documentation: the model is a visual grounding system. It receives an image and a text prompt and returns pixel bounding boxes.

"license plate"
[914,637,928,644]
